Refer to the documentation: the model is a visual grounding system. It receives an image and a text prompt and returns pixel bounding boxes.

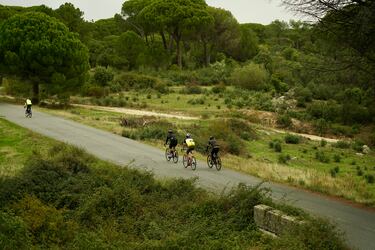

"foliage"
[284,134,301,144]
[230,63,268,90]
[93,67,114,86]
[0,12,89,101]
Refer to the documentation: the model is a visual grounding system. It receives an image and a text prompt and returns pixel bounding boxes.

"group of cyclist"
[165,129,220,165]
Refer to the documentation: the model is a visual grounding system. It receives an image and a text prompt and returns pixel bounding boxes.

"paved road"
[1,103,374,250]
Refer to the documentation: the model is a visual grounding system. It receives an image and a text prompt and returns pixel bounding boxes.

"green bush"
[0,211,31,249]
[230,63,268,91]
[278,154,291,164]
[277,114,292,128]
[352,140,364,152]
[333,154,341,163]
[315,151,330,163]
[334,140,351,149]
[181,83,203,94]
[93,67,114,86]
[114,73,166,92]
[284,134,301,144]
[211,83,226,94]
[269,140,282,153]
[365,174,374,184]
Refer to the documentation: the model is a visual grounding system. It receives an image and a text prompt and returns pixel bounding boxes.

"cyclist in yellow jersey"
[183,133,195,155]
[24,99,32,114]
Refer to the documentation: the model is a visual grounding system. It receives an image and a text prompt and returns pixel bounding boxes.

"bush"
[269,140,282,153]
[93,67,114,86]
[114,73,166,92]
[278,154,291,164]
[284,134,301,144]
[320,140,327,147]
[182,83,203,94]
[365,174,374,184]
[230,63,268,91]
[333,154,341,163]
[211,83,226,94]
[352,140,364,152]
[277,114,292,128]
[0,211,31,249]
[315,151,330,163]
[334,141,351,149]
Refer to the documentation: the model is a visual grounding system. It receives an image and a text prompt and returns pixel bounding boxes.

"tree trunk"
[168,34,174,53]
[176,38,182,69]
[160,31,167,50]
[203,41,210,66]
[32,82,39,104]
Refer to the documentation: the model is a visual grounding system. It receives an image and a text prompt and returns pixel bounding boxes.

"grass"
[40,106,375,206]
[0,118,55,177]
[0,118,347,249]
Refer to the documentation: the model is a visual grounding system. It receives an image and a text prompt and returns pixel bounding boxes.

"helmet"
[209,136,214,140]
[186,133,191,138]
[168,129,173,133]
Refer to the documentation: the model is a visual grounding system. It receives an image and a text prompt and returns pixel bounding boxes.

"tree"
[0,12,89,103]
[283,0,375,85]
[139,0,213,68]
[117,31,146,69]
[55,3,84,33]
[199,7,241,66]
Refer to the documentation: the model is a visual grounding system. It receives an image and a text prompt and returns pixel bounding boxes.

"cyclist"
[24,98,32,115]
[206,136,220,162]
[183,133,195,165]
[165,129,178,158]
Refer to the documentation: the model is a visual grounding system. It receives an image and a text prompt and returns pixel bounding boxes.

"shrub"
[352,140,364,152]
[0,211,31,249]
[320,140,327,147]
[93,67,114,86]
[277,114,292,128]
[211,83,226,94]
[365,174,374,184]
[269,140,282,153]
[230,63,268,91]
[114,73,164,92]
[315,151,330,163]
[278,154,291,164]
[284,134,301,144]
[182,83,203,94]
[330,168,337,178]
[333,154,341,163]
[334,141,351,149]
[314,118,329,136]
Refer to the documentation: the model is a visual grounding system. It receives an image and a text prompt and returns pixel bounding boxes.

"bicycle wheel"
[173,150,179,163]
[215,157,222,171]
[191,157,197,170]
[165,148,171,161]
[207,155,213,168]
[182,155,188,168]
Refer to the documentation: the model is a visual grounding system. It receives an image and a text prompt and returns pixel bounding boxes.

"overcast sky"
[0,0,300,24]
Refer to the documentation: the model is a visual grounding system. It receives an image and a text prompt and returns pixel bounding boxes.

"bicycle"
[207,151,222,171]
[165,146,179,163]
[182,148,196,170]
[25,109,32,118]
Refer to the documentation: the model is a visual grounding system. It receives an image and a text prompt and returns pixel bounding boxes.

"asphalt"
[1,103,374,250]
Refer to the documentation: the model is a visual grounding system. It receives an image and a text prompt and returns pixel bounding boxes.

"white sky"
[0,0,300,24]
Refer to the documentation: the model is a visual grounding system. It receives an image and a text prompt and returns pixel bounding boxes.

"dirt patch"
[72,104,199,120]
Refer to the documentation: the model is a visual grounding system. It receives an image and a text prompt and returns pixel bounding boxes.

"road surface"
[1,103,374,250]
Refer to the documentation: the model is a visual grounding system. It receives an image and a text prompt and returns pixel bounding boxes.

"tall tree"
[283,0,375,84]
[139,0,213,68]
[0,12,89,103]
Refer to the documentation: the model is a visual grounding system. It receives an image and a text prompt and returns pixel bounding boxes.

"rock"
[356,153,364,157]
[363,145,371,154]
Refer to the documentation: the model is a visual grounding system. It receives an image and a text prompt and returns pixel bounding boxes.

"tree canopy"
[0,12,89,102]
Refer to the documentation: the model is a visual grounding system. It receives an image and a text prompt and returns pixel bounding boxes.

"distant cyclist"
[206,136,220,161]
[183,133,195,156]
[165,129,178,157]
[24,98,32,115]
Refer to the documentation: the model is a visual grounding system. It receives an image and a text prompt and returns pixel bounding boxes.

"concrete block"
[254,204,273,229]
